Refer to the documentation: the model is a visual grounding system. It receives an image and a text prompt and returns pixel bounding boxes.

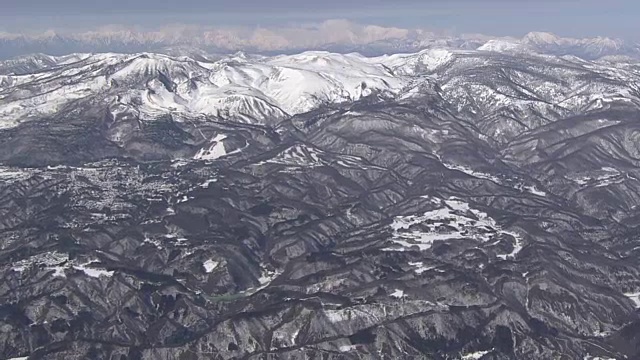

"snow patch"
[440,160,546,197]
[242,266,282,295]
[73,262,114,278]
[12,252,68,275]
[408,261,435,274]
[326,310,350,323]
[324,306,380,324]
[200,179,217,188]
[12,253,113,279]
[571,167,623,187]
[258,269,277,285]
[390,289,406,299]
[144,236,164,249]
[194,134,228,160]
[441,162,501,183]
[203,259,219,273]
[0,167,34,182]
[522,185,547,197]
[624,292,640,308]
[257,143,324,167]
[384,196,522,259]
[339,345,358,352]
[496,231,523,260]
[460,349,492,359]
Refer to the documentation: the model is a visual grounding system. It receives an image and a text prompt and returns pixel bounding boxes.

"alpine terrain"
[1,42,640,359]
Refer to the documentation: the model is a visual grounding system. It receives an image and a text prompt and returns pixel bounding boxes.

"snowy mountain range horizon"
[1,20,638,60]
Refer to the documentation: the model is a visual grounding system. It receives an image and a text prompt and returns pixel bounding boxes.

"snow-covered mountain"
[522,31,630,58]
[0,51,409,127]
[2,47,639,143]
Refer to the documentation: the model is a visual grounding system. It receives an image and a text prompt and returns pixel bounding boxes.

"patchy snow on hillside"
[257,143,325,167]
[194,134,228,160]
[203,259,219,273]
[73,262,114,278]
[384,196,522,259]
[460,349,493,359]
[624,292,640,308]
[11,253,113,279]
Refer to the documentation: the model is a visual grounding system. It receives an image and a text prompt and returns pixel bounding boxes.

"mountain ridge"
[2,48,638,146]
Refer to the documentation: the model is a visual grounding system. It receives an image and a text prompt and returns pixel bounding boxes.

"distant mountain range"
[2,47,638,139]
[1,20,639,59]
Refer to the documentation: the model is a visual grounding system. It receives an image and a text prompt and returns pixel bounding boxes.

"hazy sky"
[1,0,638,39]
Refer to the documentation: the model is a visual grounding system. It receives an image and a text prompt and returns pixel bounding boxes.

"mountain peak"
[523,31,561,45]
[588,36,624,48]
[477,39,528,53]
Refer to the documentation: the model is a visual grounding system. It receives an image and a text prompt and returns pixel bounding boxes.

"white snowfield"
[194,134,229,160]
[0,50,415,128]
[202,259,220,273]
[624,292,640,308]
[11,252,114,279]
[460,349,493,360]
[384,196,522,259]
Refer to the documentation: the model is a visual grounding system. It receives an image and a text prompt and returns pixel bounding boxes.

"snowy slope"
[1,48,639,146]
[0,51,406,127]
[375,48,455,75]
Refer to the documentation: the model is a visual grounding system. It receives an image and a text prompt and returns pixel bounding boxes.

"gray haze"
[1,0,639,39]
